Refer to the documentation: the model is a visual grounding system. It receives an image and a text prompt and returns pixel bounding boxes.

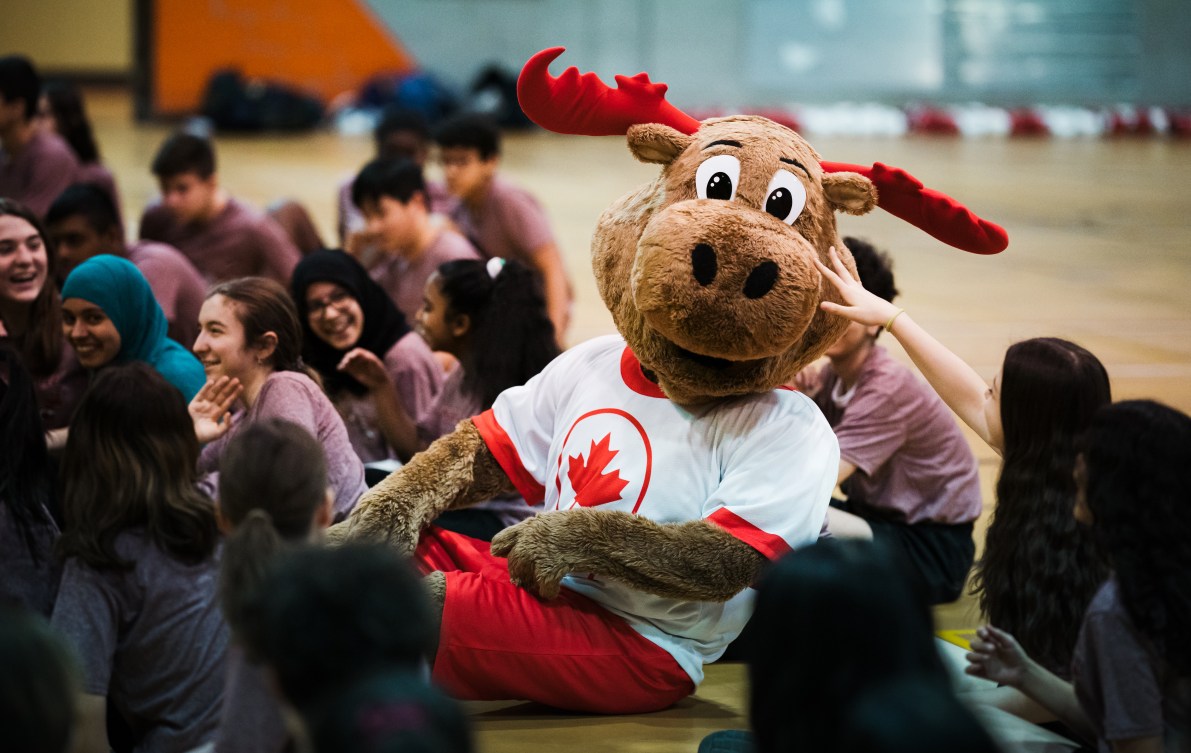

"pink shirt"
[369,228,480,323]
[813,345,982,525]
[127,241,207,350]
[139,197,301,284]
[0,130,80,217]
[449,176,555,264]
[199,371,367,519]
[335,331,444,463]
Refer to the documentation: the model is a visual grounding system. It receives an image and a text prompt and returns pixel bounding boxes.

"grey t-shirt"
[0,500,61,617]
[1073,577,1190,752]
[50,530,228,753]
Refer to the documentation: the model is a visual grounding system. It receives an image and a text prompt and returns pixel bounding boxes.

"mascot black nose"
[744,260,779,299]
[691,243,717,286]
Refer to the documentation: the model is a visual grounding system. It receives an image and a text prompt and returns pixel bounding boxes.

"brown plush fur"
[491,508,767,601]
[345,115,866,606]
[595,116,874,404]
[337,420,513,553]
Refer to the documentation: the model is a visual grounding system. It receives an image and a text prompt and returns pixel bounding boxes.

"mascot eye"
[695,154,740,201]
[764,170,808,225]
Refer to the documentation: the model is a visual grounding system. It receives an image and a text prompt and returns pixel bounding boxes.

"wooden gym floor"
[89,90,1191,752]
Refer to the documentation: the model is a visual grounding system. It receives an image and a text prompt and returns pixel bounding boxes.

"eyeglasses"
[306,290,353,317]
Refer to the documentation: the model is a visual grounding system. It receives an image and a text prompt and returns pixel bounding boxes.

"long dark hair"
[0,199,63,377]
[0,347,56,564]
[971,337,1111,675]
[43,81,100,164]
[208,277,319,384]
[57,363,217,571]
[1083,400,1191,680]
[748,540,946,753]
[436,258,558,409]
[218,419,328,638]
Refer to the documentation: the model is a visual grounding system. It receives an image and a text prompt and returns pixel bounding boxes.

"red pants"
[415,525,694,714]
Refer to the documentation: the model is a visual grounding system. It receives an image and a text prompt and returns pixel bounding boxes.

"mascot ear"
[627,123,695,165]
[823,172,878,216]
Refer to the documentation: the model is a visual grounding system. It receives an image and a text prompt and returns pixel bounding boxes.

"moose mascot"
[337,48,1007,713]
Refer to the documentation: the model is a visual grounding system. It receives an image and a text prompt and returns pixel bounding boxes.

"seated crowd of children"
[1,52,1187,753]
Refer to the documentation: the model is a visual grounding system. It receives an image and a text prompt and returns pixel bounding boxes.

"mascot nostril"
[691,243,717,286]
[743,260,779,299]
[338,46,1009,716]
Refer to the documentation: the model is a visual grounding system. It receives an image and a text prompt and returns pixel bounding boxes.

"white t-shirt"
[472,335,838,684]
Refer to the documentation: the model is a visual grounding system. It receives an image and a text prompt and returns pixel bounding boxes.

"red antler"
[518,48,1008,254]
[821,162,1009,254]
[516,47,701,136]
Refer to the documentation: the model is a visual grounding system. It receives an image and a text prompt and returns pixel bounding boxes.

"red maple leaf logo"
[566,433,630,507]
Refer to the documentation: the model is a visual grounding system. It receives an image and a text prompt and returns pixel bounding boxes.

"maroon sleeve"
[21,141,80,217]
[253,218,302,283]
[496,186,556,259]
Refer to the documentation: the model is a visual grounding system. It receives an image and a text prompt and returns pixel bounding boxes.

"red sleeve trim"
[471,409,546,506]
[707,508,792,561]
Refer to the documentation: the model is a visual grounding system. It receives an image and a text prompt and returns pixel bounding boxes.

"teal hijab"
[61,255,206,401]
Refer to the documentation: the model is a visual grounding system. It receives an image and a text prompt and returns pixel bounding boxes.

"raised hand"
[965,625,1032,688]
[816,246,902,327]
[190,376,243,444]
[338,348,390,392]
[792,361,826,396]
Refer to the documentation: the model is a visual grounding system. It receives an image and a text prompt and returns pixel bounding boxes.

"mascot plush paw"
[336,47,1006,714]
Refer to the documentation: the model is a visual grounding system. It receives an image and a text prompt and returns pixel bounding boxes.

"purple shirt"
[50,530,228,753]
[369,227,480,323]
[139,197,301,284]
[336,331,444,463]
[198,371,367,519]
[0,130,80,217]
[127,240,207,350]
[1073,577,1190,752]
[448,176,555,264]
[813,346,982,525]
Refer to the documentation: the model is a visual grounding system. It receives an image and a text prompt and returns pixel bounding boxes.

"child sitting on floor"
[967,400,1191,752]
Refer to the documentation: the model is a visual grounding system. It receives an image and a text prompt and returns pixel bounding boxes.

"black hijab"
[291,249,411,396]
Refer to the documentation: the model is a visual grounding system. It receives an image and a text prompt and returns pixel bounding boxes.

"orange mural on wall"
[153,0,417,114]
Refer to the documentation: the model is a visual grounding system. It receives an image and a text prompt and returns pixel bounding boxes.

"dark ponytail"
[436,258,559,408]
[217,418,329,638]
[219,509,285,636]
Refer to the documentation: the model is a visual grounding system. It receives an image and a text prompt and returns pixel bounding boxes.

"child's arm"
[72,694,109,753]
[966,625,1096,743]
[530,242,572,342]
[816,247,1003,454]
[339,348,426,461]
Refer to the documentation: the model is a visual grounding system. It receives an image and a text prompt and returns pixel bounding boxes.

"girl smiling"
[190,277,366,520]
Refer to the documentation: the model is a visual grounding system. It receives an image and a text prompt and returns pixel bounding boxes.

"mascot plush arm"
[491,509,766,601]
[341,420,514,552]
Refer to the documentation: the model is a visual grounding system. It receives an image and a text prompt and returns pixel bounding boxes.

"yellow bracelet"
[883,308,905,333]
